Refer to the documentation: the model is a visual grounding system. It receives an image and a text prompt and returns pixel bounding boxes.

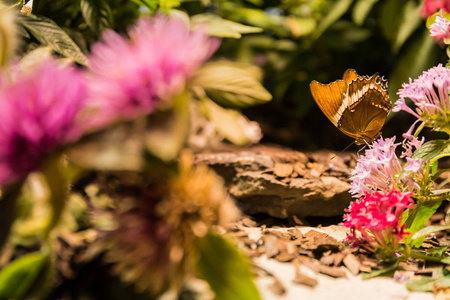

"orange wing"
[342,69,358,84]
[310,80,347,127]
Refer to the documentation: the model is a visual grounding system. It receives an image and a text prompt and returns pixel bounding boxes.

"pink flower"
[430,14,450,42]
[349,137,422,197]
[394,64,450,134]
[343,190,415,256]
[422,0,450,17]
[85,16,220,129]
[0,59,87,185]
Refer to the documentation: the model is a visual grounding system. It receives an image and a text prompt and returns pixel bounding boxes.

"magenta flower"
[394,64,450,134]
[430,14,450,42]
[421,0,450,17]
[85,16,220,129]
[343,190,415,256]
[349,137,422,198]
[0,59,87,185]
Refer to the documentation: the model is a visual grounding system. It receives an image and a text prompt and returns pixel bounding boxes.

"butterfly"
[310,69,391,145]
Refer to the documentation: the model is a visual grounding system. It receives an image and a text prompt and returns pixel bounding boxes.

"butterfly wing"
[342,69,358,84]
[338,74,390,143]
[310,80,347,127]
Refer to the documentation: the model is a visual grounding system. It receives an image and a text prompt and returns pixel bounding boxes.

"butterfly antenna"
[330,141,355,160]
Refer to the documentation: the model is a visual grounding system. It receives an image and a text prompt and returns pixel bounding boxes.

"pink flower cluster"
[0,60,86,185]
[430,14,450,42]
[349,137,422,198]
[86,16,219,128]
[0,16,219,186]
[343,190,415,253]
[422,0,450,17]
[394,64,450,134]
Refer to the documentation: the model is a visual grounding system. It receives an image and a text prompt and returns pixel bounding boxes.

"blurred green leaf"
[388,31,437,104]
[191,14,263,38]
[393,1,422,53]
[192,61,272,108]
[406,276,436,292]
[362,261,399,279]
[0,252,49,299]
[412,140,450,162]
[196,232,261,300]
[411,225,450,243]
[226,8,286,37]
[313,0,353,39]
[19,47,53,71]
[286,17,316,37]
[130,0,157,12]
[145,92,190,162]
[352,0,379,26]
[18,15,87,65]
[80,0,114,36]
[199,97,260,146]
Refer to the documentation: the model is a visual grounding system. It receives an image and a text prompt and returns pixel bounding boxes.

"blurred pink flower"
[394,64,450,134]
[0,60,87,185]
[86,16,220,129]
[343,190,415,256]
[349,137,422,198]
[421,0,450,17]
[430,14,450,42]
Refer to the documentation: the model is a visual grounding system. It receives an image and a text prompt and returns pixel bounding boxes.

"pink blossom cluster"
[343,190,415,253]
[393,64,450,134]
[0,16,219,186]
[85,16,219,128]
[430,14,450,42]
[349,137,422,198]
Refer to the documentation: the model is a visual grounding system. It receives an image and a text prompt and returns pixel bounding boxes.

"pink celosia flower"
[349,137,422,197]
[430,14,450,42]
[421,0,450,17]
[343,190,415,256]
[85,16,220,129]
[0,59,87,185]
[394,64,450,134]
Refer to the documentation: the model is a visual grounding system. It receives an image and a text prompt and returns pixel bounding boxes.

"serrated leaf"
[412,140,450,162]
[196,232,261,300]
[18,15,87,65]
[80,0,114,36]
[191,14,263,38]
[192,61,272,108]
[412,225,450,242]
[313,0,353,39]
[352,0,379,26]
[200,97,261,146]
[0,252,49,299]
[145,92,190,162]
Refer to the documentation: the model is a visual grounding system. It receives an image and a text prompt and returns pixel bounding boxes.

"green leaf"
[361,261,399,279]
[196,232,261,300]
[191,14,263,38]
[18,15,87,65]
[352,0,379,26]
[144,92,190,162]
[392,1,422,52]
[0,252,49,299]
[412,225,450,243]
[388,30,438,106]
[192,61,272,108]
[405,201,442,247]
[312,0,353,39]
[412,140,450,163]
[406,276,436,292]
[199,97,260,146]
[80,0,114,36]
[226,8,286,37]
[441,255,450,264]
[130,0,157,12]
[19,47,53,71]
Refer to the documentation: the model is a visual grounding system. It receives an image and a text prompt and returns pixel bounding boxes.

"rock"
[194,144,356,218]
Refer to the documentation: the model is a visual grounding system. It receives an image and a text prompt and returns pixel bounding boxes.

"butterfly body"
[310,69,390,145]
